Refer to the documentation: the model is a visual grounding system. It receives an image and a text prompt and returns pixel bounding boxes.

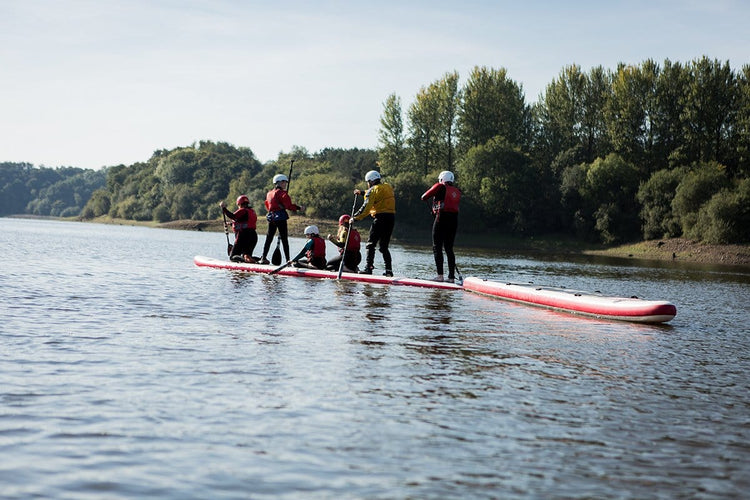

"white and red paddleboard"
[193,255,463,290]
[462,277,676,323]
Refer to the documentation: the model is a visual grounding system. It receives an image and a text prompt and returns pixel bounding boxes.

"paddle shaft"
[222,211,233,255]
[454,263,464,285]
[269,260,293,275]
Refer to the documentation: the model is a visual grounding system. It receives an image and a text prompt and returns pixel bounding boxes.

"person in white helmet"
[260,173,302,264]
[421,170,461,282]
[351,169,396,276]
[288,225,327,269]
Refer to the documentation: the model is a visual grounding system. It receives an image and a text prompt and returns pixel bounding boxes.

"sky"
[2,0,748,170]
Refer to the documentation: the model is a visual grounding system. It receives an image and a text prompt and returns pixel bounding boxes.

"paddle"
[222,211,233,256]
[271,159,295,265]
[454,264,464,286]
[337,193,358,279]
[269,260,293,275]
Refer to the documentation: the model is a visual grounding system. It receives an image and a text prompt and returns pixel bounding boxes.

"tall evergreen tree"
[377,93,406,177]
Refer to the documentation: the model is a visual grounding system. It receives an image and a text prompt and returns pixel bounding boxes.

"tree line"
[0,162,106,217]
[378,57,749,244]
[2,56,748,245]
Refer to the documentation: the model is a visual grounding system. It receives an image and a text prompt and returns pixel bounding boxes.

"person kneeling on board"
[220,195,258,263]
[326,214,362,273]
[288,225,327,270]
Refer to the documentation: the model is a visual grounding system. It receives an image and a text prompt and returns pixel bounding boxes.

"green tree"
[654,59,689,168]
[735,64,750,177]
[607,62,658,173]
[692,178,750,243]
[407,79,443,176]
[378,93,407,178]
[562,154,641,243]
[637,167,688,239]
[672,161,731,236]
[292,173,352,220]
[682,57,737,166]
[534,65,588,163]
[456,136,535,232]
[458,66,527,152]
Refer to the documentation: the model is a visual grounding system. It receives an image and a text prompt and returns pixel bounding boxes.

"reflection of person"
[326,214,362,273]
[260,174,302,264]
[289,225,327,269]
[351,170,396,276]
[421,171,461,283]
[220,195,258,263]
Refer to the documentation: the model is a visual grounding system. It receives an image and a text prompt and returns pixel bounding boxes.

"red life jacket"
[441,185,461,212]
[346,228,361,252]
[306,236,326,260]
[264,188,300,212]
[423,183,461,214]
[232,207,257,231]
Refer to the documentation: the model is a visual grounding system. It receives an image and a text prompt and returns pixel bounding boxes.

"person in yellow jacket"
[351,170,396,276]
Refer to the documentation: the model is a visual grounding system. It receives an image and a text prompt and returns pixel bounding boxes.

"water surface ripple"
[1,218,748,499]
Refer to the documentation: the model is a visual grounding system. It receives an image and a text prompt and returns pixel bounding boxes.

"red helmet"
[338,214,351,225]
[236,195,249,206]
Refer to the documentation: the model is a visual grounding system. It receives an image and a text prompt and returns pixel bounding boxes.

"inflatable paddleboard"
[462,277,676,323]
[194,255,463,290]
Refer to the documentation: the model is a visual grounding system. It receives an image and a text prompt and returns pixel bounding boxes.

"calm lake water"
[1,217,748,499]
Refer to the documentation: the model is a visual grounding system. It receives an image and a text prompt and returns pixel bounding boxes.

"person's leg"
[326,253,342,271]
[377,214,395,275]
[261,223,278,260]
[248,230,258,258]
[364,223,378,272]
[278,221,290,261]
[432,217,444,276]
[443,214,458,280]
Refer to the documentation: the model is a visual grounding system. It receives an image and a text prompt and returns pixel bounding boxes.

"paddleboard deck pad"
[462,277,676,323]
[194,255,463,290]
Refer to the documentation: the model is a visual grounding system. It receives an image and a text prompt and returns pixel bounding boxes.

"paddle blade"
[271,246,282,265]
[227,243,233,256]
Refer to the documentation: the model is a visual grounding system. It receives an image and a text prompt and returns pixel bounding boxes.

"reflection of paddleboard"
[193,255,463,290]
[462,277,676,323]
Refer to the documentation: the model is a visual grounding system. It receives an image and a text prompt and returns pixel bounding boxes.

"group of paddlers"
[220,168,461,283]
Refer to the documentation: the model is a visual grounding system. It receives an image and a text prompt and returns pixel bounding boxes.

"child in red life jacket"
[220,195,258,263]
[326,214,362,273]
[289,225,327,270]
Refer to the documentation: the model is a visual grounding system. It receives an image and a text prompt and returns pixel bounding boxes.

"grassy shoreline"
[16,214,749,268]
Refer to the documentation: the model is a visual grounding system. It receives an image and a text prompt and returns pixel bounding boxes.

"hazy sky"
[2,0,748,169]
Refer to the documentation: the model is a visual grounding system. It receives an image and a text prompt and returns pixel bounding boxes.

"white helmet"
[365,170,381,182]
[438,171,454,184]
[304,225,319,235]
[273,174,288,184]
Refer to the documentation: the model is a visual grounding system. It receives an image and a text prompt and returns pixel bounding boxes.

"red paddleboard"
[193,255,462,290]
[462,277,676,323]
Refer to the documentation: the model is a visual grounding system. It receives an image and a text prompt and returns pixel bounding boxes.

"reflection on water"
[0,218,748,499]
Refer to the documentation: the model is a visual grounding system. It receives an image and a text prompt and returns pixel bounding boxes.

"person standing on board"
[259,173,302,264]
[326,214,362,273]
[351,170,396,276]
[220,195,258,263]
[421,170,461,283]
[289,225,327,269]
